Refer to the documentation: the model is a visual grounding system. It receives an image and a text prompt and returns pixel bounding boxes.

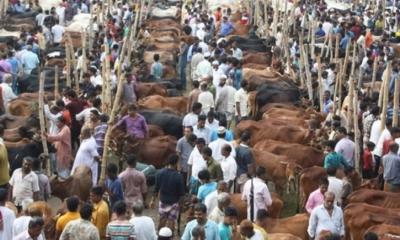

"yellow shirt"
[0,143,9,186]
[92,200,110,239]
[56,211,80,232]
[253,223,268,240]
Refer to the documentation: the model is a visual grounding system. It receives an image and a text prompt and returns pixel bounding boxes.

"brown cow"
[50,165,93,201]
[347,189,400,208]
[148,124,165,138]
[266,214,309,240]
[138,95,188,114]
[230,192,284,221]
[344,203,400,240]
[366,224,400,240]
[252,149,303,195]
[138,135,177,168]
[8,99,35,116]
[253,139,324,168]
[136,83,168,99]
[268,233,302,240]
[243,52,271,65]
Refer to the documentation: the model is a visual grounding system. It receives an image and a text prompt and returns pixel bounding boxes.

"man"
[177,126,196,185]
[119,154,148,207]
[327,168,343,204]
[112,103,148,139]
[218,207,238,240]
[20,45,39,75]
[202,147,223,182]
[105,163,124,208]
[1,74,17,112]
[335,127,355,167]
[306,178,329,214]
[209,192,230,224]
[205,111,219,132]
[193,114,211,144]
[0,124,9,189]
[151,155,185,231]
[32,157,51,201]
[12,199,34,237]
[231,41,243,61]
[60,203,100,240]
[94,114,108,156]
[363,106,379,146]
[323,140,350,170]
[205,181,229,216]
[195,53,213,83]
[239,220,264,240]
[0,188,15,239]
[235,131,254,192]
[209,127,236,162]
[191,48,204,81]
[198,83,214,115]
[9,157,40,208]
[55,196,80,239]
[220,145,237,189]
[242,166,272,221]
[150,54,163,81]
[51,19,65,45]
[187,82,202,113]
[382,142,400,192]
[183,102,202,128]
[340,167,355,207]
[220,16,234,37]
[197,170,218,203]
[188,138,207,195]
[90,186,109,239]
[253,209,268,240]
[235,80,249,123]
[181,203,219,240]
[129,201,157,240]
[215,77,236,128]
[322,91,333,114]
[307,192,345,239]
[71,128,100,186]
[106,201,135,239]
[13,217,45,240]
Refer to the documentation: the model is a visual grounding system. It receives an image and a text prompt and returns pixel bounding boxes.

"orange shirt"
[365,31,373,48]
[56,211,80,233]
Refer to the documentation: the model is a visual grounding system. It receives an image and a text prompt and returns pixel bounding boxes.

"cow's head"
[282,161,303,193]
[49,175,73,201]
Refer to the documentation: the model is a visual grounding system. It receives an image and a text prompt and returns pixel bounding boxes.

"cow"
[243,52,272,65]
[253,139,324,168]
[252,149,303,195]
[136,83,168,99]
[137,135,177,169]
[267,233,302,240]
[227,36,267,52]
[366,224,400,240]
[138,95,188,115]
[344,203,400,240]
[50,165,93,201]
[262,105,325,124]
[148,125,165,138]
[230,192,284,221]
[139,110,183,139]
[8,99,35,117]
[347,189,400,209]
[266,214,309,240]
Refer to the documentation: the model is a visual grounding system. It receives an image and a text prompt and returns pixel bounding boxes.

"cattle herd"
[1,0,400,239]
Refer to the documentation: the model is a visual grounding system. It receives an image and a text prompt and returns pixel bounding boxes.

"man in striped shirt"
[94,114,109,156]
[106,201,135,240]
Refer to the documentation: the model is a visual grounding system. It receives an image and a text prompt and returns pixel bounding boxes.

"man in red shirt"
[214,7,222,22]
[363,142,375,179]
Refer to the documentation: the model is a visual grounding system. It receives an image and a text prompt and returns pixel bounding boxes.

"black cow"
[139,110,183,139]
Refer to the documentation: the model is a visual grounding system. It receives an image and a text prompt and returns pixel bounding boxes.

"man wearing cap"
[231,41,243,61]
[212,60,224,88]
[191,48,204,82]
[158,227,173,240]
[209,127,236,162]
[198,83,214,115]
[194,52,213,83]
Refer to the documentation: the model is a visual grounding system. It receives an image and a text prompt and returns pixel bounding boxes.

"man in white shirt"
[239,220,264,240]
[235,80,249,123]
[129,200,157,240]
[307,192,345,239]
[231,41,243,60]
[191,48,204,81]
[322,19,333,37]
[187,138,207,194]
[327,168,343,204]
[208,192,230,224]
[12,199,34,237]
[55,3,66,25]
[193,115,211,144]
[204,181,229,216]
[208,127,235,162]
[9,157,40,207]
[75,98,101,124]
[212,61,224,89]
[220,144,237,189]
[195,54,213,83]
[198,83,214,115]
[0,188,16,240]
[334,127,355,167]
[242,166,272,221]
[1,74,17,112]
[13,217,45,240]
[70,128,100,186]
[205,112,219,131]
[51,19,65,45]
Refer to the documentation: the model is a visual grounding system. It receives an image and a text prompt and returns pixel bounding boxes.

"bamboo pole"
[341,41,351,80]
[264,0,269,37]
[333,60,342,115]
[65,42,71,88]
[334,34,340,63]
[338,60,343,114]
[353,89,361,174]
[39,72,51,176]
[272,1,279,36]
[310,20,316,60]
[67,34,79,93]
[54,66,59,99]
[317,55,324,112]
[371,56,378,97]
[347,74,354,132]
[79,30,87,84]
[104,42,112,115]
[302,44,313,105]
[299,34,305,89]
[381,61,392,131]
[393,76,399,127]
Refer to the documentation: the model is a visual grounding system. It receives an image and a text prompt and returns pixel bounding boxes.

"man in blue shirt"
[197,169,217,203]
[181,203,220,240]
[20,45,40,75]
[150,54,163,81]
[219,17,234,37]
[106,163,124,208]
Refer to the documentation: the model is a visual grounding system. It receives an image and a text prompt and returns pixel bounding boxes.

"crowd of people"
[0,0,399,239]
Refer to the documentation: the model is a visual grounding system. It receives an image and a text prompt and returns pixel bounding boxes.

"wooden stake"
[54,66,59,99]
[298,34,305,89]
[317,55,324,112]
[381,61,392,131]
[371,56,378,97]
[347,74,355,132]
[65,42,71,88]
[353,89,361,174]
[302,44,313,105]
[333,60,342,115]
[334,34,340,63]
[39,72,50,176]
[393,76,399,127]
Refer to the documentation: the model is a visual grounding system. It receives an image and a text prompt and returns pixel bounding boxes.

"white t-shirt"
[198,91,214,114]
[0,206,16,240]
[247,229,265,240]
[204,190,218,215]
[12,216,31,237]
[71,137,99,186]
[328,176,344,204]
[51,24,65,43]
[235,88,249,117]
[369,120,382,145]
[182,112,198,127]
[208,138,236,162]
[9,169,40,205]
[220,155,237,182]
[129,216,157,240]
[188,146,207,179]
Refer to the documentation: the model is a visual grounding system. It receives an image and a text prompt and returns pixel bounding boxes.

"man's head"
[221,144,232,157]
[324,90,331,101]
[132,200,145,216]
[126,154,137,168]
[79,203,93,221]
[22,157,34,174]
[90,109,100,122]
[196,138,206,151]
[255,209,268,226]
[90,186,104,204]
[240,131,251,144]
[319,178,329,194]
[113,200,127,216]
[336,127,347,140]
[223,206,238,226]
[344,167,355,178]
[240,80,248,91]
[217,180,228,193]
[191,225,205,240]
[167,154,179,168]
[255,166,266,178]
[217,126,226,139]
[217,192,231,210]
[0,188,7,204]
[326,167,337,177]
[107,163,118,179]
[207,111,215,123]
[366,141,375,151]
[194,203,208,225]
[324,140,336,152]
[201,147,212,161]
[56,115,66,129]
[198,169,211,184]
[390,127,400,139]
[197,114,206,128]
[389,142,399,154]
[324,191,335,210]
[239,219,255,238]
[80,127,92,141]
[192,102,202,115]
[28,217,44,238]
[32,157,42,171]
[184,126,193,138]
[153,54,160,62]
[66,196,80,212]
[127,103,138,116]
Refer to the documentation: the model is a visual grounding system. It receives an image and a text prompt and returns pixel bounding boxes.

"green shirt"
[0,143,9,186]
[207,158,223,181]
[324,152,349,170]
